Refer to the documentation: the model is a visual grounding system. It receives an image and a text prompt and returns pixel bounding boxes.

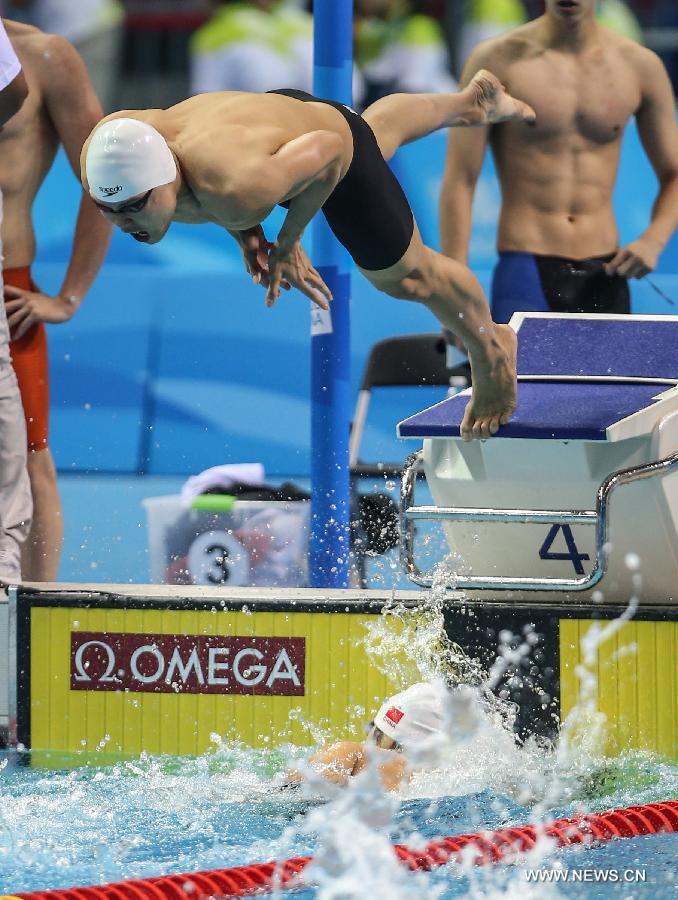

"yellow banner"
[560,618,677,758]
[29,606,405,758]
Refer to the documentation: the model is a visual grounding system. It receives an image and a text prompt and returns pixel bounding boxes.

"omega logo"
[70,631,305,696]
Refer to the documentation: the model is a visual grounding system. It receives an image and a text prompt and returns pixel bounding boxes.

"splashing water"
[364,554,486,689]
[1,560,676,896]
[537,566,645,817]
[312,555,676,898]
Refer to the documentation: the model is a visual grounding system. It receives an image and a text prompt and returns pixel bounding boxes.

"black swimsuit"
[491,251,631,323]
[269,88,415,271]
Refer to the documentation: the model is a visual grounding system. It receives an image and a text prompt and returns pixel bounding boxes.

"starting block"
[397,313,678,603]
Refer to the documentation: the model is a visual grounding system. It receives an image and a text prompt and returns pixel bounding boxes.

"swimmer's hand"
[604,237,662,279]
[233,225,289,292]
[4,285,76,340]
[265,241,332,310]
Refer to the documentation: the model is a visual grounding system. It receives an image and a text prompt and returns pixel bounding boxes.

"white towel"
[180,462,265,503]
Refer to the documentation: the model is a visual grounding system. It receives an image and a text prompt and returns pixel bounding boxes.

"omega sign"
[70,632,305,696]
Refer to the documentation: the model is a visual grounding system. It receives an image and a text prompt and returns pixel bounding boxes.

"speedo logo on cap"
[384,706,404,727]
[99,185,123,197]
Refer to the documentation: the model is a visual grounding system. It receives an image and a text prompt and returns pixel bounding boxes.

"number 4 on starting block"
[539,524,590,575]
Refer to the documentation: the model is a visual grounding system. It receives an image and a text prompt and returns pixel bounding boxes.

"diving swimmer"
[81,75,535,440]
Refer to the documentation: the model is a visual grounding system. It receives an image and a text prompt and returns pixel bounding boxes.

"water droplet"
[624,552,640,571]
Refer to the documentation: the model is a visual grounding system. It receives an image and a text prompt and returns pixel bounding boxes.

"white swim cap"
[86,117,177,204]
[373,682,443,748]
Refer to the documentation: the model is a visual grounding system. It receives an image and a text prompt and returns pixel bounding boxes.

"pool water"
[3,586,675,898]
[1,743,676,898]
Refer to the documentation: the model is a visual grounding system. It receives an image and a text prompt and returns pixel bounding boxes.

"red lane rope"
[12,800,677,900]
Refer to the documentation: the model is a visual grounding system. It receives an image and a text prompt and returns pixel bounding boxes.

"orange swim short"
[3,266,49,452]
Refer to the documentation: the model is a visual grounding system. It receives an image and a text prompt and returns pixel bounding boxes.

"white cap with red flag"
[373,682,443,748]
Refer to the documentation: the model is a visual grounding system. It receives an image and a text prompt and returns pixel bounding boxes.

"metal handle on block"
[399,448,678,591]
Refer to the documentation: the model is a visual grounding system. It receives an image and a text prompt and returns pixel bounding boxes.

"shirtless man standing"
[1,20,111,580]
[440,0,678,323]
[80,75,535,440]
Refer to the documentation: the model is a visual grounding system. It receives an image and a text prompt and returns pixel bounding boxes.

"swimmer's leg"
[23,447,63,581]
[362,70,535,161]
[360,222,517,441]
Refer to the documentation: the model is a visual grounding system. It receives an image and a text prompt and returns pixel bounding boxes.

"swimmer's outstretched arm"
[285,742,409,791]
[272,132,344,245]
[261,131,344,308]
[286,742,364,787]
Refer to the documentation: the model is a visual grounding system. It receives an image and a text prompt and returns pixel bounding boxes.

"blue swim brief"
[490,251,631,324]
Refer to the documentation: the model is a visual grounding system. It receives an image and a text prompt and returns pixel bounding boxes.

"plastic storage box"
[143,495,310,587]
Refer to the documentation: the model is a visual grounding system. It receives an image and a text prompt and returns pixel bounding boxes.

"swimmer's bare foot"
[465,70,535,127]
[461,325,517,441]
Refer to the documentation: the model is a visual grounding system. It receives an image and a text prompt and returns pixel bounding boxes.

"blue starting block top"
[515,314,678,382]
[397,314,678,441]
[397,382,670,441]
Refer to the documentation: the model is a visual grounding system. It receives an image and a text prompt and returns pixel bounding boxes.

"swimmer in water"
[80,75,535,440]
[284,682,444,792]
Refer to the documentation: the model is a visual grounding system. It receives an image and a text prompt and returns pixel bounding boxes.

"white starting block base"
[423,422,678,603]
[398,314,678,603]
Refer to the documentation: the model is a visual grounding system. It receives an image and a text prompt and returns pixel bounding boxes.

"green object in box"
[190,494,236,513]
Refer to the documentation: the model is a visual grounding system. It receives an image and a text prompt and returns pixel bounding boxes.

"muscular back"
[443,20,663,259]
[102,92,355,229]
